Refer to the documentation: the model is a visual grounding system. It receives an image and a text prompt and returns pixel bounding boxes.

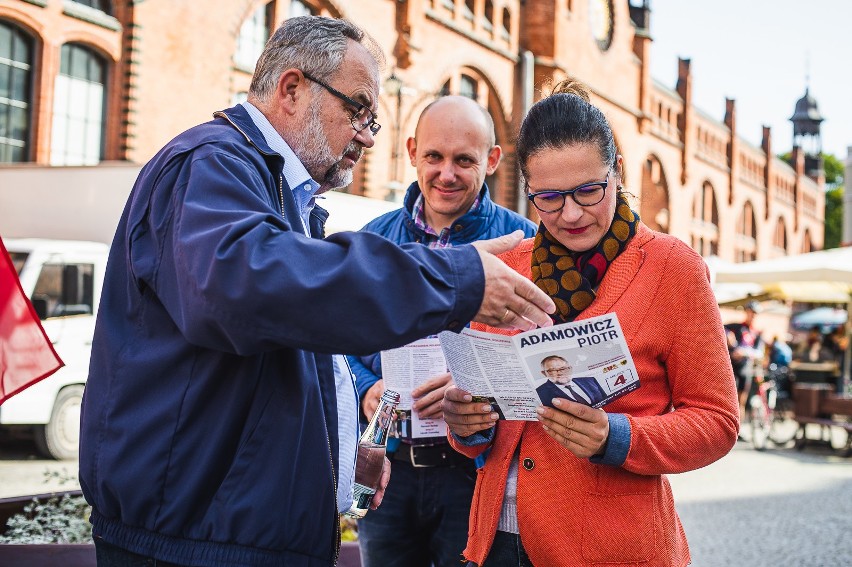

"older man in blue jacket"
[347,95,536,567]
[79,17,554,567]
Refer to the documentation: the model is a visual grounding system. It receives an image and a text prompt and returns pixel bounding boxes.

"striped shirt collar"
[411,191,481,249]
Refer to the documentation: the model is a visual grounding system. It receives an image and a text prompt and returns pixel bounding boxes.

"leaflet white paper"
[438,313,640,421]
[380,337,449,438]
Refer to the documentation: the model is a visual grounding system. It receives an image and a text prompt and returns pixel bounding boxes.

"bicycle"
[745,364,797,450]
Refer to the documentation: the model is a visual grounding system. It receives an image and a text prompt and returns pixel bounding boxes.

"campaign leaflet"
[438,312,640,420]
[379,337,449,438]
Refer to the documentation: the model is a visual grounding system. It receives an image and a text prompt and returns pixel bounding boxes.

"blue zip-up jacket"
[346,181,536,409]
[79,106,485,567]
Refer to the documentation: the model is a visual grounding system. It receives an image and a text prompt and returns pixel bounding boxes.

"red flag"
[0,236,63,405]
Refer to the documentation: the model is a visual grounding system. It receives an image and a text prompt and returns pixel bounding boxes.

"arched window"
[690,181,719,256]
[774,217,788,254]
[0,21,34,163]
[735,201,757,262]
[235,2,272,70]
[501,8,512,39]
[459,74,478,100]
[50,43,106,166]
[639,155,670,234]
[484,1,494,30]
[801,229,814,253]
[464,0,475,21]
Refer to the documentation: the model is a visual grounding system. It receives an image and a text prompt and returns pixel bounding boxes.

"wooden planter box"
[0,544,96,566]
[0,542,362,566]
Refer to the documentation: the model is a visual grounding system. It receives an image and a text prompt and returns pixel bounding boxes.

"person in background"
[442,77,739,567]
[79,16,555,567]
[766,335,794,399]
[823,325,849,393]
[767,335,793,368]
[725,300,764,418]
[794,326,826,363]
[347,95,536,567]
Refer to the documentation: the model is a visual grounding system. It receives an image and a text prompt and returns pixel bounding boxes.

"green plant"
[0,468,91,544]
[0,493,92,544]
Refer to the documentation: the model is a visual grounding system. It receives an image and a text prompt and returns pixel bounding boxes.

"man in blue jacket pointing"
[79,16,554,567]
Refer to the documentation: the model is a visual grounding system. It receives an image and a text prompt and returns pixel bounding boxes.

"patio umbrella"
[790,307,848,331]
[712,246,852,390]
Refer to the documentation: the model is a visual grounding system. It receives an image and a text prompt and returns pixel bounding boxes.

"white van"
[1,238,109,460]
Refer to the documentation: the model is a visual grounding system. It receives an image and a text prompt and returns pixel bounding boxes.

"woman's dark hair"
[517,78,617,182]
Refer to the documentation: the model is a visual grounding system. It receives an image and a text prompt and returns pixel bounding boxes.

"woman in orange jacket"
[444,78,740,567]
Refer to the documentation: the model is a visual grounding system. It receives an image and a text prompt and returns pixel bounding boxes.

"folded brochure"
[438,312,640,420]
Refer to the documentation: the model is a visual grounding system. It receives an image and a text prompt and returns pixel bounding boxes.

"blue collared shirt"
[242,101,359,513]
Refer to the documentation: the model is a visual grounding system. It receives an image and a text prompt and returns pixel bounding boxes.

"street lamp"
[384,72,404,202]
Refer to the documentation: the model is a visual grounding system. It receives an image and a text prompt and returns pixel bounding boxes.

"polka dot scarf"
[531,193,639,323]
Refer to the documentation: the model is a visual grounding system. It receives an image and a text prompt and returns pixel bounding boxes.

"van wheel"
[34,385,84,461]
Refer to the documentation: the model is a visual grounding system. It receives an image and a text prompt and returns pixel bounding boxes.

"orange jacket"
[449,224,739,567]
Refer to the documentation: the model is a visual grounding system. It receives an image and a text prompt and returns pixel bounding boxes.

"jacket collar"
[401,181,497,241]
[213,105,279,158]
[214,105,331,239]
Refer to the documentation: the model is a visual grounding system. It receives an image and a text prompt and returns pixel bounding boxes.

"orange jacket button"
[522,457,534,470]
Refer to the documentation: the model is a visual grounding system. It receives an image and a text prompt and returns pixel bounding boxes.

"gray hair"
[249,16,383,102]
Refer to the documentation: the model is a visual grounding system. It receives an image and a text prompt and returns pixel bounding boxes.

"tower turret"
[789,88,825,178]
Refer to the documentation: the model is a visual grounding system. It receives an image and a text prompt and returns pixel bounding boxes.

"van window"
[32,263,95,318]
[9,252,28,275]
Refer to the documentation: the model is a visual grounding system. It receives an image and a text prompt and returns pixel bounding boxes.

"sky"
[648,0,851,161]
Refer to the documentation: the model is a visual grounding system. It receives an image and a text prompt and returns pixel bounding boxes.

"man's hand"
[370,457,392,510]
[443,386,498,438]
[361,379,384,420]
[412,372,453,420]
[471,231,556,331]
[536,398,609,459]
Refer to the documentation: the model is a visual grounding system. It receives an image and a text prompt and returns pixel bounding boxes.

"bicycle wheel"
[768,401,798,447]
[749,395,770,451]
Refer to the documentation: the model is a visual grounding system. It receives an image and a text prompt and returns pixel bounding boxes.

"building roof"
[790,88,825,124]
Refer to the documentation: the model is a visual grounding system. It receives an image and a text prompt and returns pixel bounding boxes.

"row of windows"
[643,152,813,259]
[802,193,818,218]
[428,0,513,45]
[690,219,801,258]
[739,152,765,186]
[1,20,107,164]
[689,189,808,258]
[0,0,320,164]
[695,125,727,166]
[774,173,795,202]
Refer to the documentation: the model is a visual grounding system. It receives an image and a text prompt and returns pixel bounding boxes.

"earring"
[617,184,623,191]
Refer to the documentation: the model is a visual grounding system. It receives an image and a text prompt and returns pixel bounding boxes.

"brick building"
[0,0,826,260]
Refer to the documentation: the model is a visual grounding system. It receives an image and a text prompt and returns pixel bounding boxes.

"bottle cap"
[381,389,401,404]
